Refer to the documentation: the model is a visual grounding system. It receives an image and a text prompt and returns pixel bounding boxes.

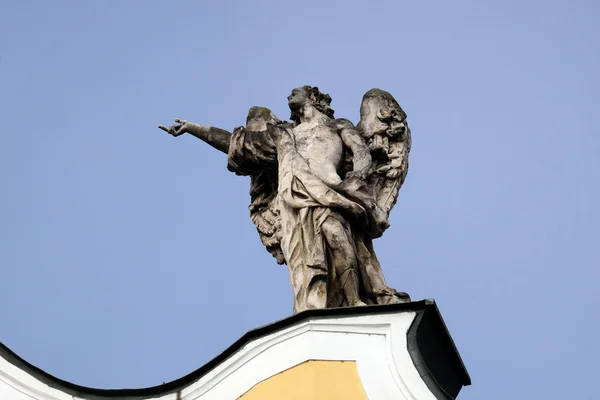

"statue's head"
[288,86,335,124]
[245,106,282,131]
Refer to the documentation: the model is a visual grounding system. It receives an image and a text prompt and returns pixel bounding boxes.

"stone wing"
[357,89,412,218]
[248,170,285,264]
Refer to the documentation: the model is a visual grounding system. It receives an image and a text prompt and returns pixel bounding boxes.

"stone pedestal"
[0,299,470,399]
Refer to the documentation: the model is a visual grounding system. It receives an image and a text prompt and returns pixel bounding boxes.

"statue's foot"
[348,300,368,307]
[373,290,411,305]
[395,291,411,302]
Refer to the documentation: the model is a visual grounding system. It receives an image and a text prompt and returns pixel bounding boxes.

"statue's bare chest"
[293,122,341,152]
[292,120,343,171]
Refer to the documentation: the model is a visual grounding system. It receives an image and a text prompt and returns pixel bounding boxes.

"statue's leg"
[321,216,366,307]
[357,238,411,304]
[282,206,328,313]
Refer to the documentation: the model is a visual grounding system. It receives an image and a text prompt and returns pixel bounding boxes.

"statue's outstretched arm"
[158,118,231,154]
[337,119,372,180]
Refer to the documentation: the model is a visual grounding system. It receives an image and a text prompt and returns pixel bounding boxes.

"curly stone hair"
[289,85,335,124]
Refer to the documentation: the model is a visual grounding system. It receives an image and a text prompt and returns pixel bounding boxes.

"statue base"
[0,299,470,399]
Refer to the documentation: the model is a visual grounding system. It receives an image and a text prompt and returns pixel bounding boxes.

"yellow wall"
[238,360,367,400]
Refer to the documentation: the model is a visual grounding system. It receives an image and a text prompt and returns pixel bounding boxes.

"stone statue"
[159,86,412,313]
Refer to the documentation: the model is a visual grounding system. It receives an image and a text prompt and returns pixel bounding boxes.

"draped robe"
[227,124,404,313]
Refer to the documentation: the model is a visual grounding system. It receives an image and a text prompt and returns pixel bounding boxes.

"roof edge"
[0,300,468,398]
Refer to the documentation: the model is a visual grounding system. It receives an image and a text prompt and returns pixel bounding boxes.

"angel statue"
[159,86,412,313]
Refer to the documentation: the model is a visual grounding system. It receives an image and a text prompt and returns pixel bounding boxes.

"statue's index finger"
[158,125,169,132]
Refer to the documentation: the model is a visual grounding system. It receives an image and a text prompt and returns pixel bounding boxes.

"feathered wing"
[357,88,412,218]
[248,169,285,264]
[228,121,286,265]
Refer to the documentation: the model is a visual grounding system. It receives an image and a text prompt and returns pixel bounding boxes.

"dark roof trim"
[0,300,470,399]
[407,300,471,399]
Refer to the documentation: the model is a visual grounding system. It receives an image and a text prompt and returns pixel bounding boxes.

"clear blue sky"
[1,1,598,399]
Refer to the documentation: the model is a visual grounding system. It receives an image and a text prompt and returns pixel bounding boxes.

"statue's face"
[287,87,310,110]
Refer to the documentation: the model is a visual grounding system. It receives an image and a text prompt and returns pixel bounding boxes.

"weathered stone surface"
[159,86,412,313]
